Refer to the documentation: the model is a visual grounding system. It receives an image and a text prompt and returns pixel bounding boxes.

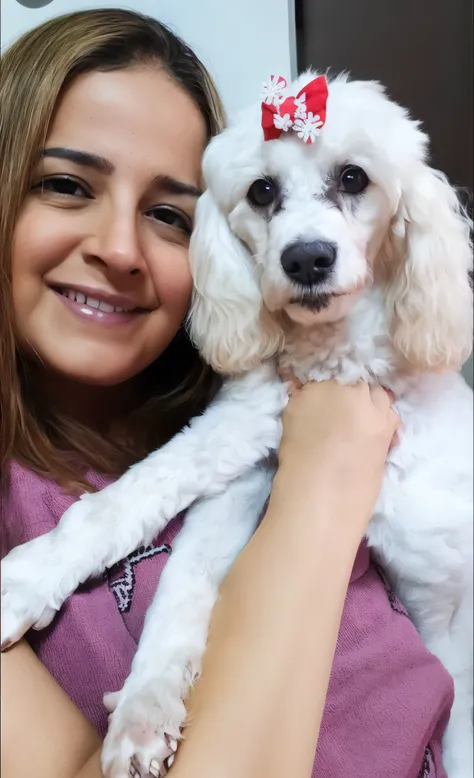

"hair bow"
[261,74,328,144]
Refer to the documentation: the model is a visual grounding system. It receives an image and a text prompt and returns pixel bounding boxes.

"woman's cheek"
[148,245,194,314]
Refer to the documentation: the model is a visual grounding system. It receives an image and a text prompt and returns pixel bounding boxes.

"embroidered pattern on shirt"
[418,744,435,777]
[106,543,171,613]
[374,563,409,617]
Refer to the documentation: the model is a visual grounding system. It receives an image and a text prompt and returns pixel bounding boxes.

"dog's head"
[189,70,473,375]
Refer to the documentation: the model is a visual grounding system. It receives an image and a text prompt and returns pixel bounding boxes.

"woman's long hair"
[0,9,225,492]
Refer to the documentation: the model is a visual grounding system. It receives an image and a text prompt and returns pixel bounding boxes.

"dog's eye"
[339,165,369,195]
[247,178,277,207]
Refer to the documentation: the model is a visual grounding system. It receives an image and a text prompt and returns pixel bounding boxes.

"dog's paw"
[1,535,60,649]
[101,679,185,778]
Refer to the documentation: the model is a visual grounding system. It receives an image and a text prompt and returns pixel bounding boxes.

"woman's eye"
[35,176,91,198]
[147,206,192,234]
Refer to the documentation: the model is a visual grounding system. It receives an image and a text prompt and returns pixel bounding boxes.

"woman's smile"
[50,284,152,327]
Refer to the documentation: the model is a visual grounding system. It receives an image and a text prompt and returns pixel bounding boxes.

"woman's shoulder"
[0,461,111,555]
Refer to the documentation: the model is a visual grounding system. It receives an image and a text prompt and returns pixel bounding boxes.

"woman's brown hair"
[0,9,225,492]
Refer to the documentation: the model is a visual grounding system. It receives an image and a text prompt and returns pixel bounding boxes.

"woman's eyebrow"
[153,174,202,199]
[41,147,114,173]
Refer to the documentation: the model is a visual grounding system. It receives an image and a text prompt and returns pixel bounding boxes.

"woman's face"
[12,66,207,386]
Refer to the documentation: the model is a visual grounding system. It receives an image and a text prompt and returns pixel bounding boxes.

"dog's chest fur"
[278,286,403,390]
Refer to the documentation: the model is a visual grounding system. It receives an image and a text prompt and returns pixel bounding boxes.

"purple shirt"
[1,461,454,777]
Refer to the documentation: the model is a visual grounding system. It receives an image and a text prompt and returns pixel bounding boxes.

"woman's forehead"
[47,68,207,185]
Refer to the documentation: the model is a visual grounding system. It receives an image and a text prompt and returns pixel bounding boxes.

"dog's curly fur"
[2,71,473,777]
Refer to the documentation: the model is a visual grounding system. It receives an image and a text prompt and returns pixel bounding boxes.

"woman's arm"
[1,639,102,778]
[170,381,398,778]
[170,503,361,778]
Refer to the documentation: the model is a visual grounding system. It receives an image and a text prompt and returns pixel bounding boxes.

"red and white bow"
[261,74,328,144]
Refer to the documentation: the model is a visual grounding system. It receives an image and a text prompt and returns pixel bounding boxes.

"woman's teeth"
[59,289,132,313]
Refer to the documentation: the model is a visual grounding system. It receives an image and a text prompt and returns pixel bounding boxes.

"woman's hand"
[275,380,400,535]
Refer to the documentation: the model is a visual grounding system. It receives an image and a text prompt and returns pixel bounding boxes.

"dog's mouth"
[289,282,365,312]
[284,283,367,325]
[289,291,333,313]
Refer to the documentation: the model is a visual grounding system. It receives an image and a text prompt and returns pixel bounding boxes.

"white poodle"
[2,71,473,778]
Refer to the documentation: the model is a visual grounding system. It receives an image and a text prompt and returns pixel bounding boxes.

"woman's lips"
[52,288,147,326]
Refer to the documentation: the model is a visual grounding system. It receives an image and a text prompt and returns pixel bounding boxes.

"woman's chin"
[43,349,147,388]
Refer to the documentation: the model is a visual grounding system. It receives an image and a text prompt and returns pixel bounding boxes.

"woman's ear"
[385,165,473,372]
[188,190,282,375]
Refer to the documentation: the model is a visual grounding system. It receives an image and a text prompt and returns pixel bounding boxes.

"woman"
[0,9,452,778]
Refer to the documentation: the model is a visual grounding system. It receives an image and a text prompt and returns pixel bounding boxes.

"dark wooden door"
[296,0,473,193]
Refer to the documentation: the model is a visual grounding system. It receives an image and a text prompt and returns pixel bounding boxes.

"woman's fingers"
[369,384,401,449]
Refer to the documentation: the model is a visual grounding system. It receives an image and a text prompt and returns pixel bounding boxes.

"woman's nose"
[83,206,145,275]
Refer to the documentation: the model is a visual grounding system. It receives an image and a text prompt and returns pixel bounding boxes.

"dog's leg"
[437,591,474,778]
[100,464,273,778]
[368,504,473,778]
[1,365,287,649]
[390,576,473,778]
[366,378,474,778]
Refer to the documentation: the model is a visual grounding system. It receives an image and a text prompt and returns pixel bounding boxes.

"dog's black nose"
[280,240,337,285]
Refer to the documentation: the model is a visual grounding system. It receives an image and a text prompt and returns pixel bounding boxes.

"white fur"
[2,71,473,778]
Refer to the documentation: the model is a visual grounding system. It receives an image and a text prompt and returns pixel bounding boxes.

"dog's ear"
[385,165,473,372]
[188,190,282,375]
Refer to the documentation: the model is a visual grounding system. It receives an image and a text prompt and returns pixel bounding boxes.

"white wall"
[0,0,297,118]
